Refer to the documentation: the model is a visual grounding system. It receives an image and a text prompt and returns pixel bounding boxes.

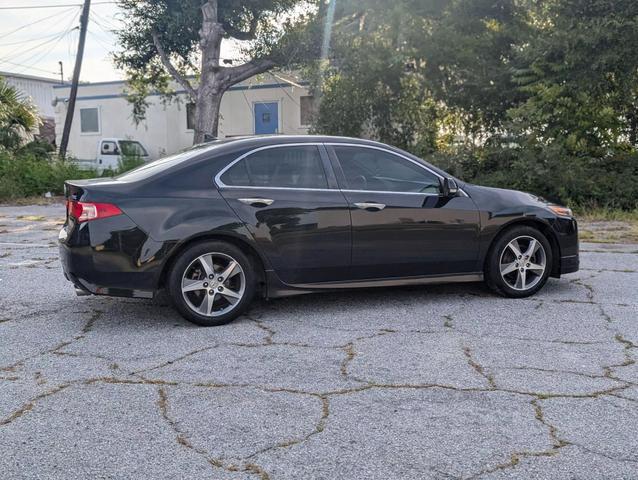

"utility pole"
[58,61,64,84]
[59,0,91,157]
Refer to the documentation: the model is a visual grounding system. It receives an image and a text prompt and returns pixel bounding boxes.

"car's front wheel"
[168,241,256,326]
[486,226,553,298]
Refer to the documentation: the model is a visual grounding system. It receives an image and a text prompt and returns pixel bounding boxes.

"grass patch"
[574,208,638,223]
[576,208,638,244]
[0,196,65,207]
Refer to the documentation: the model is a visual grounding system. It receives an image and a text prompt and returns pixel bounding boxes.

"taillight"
[67,200,123,222]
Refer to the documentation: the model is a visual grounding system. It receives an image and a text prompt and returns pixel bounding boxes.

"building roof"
[0,70,62,84]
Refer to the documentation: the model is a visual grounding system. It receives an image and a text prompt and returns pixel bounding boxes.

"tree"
[509,0,638,152]
[416,0,530,142]
[312,0,527,152]
[312,1,440,155]
[0,76,40,151]
[115,0,321,143]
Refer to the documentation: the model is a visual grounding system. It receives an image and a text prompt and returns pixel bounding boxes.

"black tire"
[167,240,256,326]
[485,226,553,298]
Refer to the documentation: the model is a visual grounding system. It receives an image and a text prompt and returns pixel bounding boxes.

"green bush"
[1,140,636,211]
[429,146,638,210]
[117,153,145,173]
[0,149,96,201]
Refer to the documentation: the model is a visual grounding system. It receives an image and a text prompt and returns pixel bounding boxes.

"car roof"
[192,134,389,151]
[181,134,449,179]
[115,135,450,184]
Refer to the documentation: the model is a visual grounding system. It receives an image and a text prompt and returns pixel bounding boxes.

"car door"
[216,143,352,284]
[327,144,481,280]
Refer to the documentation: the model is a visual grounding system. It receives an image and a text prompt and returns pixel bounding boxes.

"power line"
[1,10,81,75]
[0,2,114,10]
[87,29,112,52]
[14,29,75,74]
[6,10,80,61]
[88,11,118,38]
[0,6,77,39]
[269,72,302,108]
[0,28,76,47]
[89,10,119,31]
[1,29,75,66]
[0,59,58,76]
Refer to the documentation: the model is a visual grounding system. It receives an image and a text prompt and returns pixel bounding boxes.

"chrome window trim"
[341,189,439,197]
[216,185,337,192]
[214,143,332,190]
[214,141,470,198]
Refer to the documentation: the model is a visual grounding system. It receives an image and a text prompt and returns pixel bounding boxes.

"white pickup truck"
[76,138,152,173]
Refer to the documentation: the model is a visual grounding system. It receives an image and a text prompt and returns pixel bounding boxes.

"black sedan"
[59,135,579,326]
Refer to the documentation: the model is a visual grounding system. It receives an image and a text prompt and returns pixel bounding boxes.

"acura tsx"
[59,135,579,326]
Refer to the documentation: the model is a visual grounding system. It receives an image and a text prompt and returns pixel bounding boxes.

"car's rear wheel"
[168,241,256,326]
[485,226,553,298]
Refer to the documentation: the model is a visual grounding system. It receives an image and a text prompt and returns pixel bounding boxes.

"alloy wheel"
[499,235,547,291]
[181,252,245,317]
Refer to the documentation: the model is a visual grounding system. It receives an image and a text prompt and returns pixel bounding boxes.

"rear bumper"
[60,243,154,299]
[58,217,163,299]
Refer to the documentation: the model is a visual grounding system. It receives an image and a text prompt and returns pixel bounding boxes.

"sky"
[0,0,241,83]
[0,0,125,82]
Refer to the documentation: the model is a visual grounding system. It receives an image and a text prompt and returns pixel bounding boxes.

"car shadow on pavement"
[81,277,583,330]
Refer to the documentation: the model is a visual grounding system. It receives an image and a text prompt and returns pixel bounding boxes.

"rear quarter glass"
[115,144,223,182]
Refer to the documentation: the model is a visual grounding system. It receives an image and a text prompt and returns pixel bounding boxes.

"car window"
[115,144,215,181]
[220,145,328,189]
[333,146,440,194]
[101,141,118,155]
[119,140,148,157]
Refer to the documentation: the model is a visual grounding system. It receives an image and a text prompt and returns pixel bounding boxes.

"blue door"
[254,102,279,134]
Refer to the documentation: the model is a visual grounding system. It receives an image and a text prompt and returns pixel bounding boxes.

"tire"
[485,226,553,298]
[167,241,256,326]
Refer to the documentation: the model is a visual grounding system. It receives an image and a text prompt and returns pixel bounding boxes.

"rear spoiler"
[64,177,123,201]
[64,181,86,201]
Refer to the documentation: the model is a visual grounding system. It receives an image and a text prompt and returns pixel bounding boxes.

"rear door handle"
[354,202,386,211]
[238,198,274,207]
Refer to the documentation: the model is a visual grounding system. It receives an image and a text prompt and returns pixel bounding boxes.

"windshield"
[119,140,148,157]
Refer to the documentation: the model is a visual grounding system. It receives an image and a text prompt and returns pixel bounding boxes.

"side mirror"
[439,177,459,197]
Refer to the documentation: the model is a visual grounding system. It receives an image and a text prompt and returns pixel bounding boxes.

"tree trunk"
[628,110,638,147]
[194,0,225,143]
[154,0,278,145]
[194,82,225,143]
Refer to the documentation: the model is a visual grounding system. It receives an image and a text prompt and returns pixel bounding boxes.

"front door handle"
[238,198,274,207]
[354,202,386,211]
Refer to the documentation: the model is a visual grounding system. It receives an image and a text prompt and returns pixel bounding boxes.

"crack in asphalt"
[0,384,71,427]
[0,362,635,478]
[2,213,638,477]
[0,309,102,374]
[466,399,571,479]
[463,346,497,389]
[157,385,272,479]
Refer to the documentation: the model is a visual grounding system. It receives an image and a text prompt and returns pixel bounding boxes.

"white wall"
[53,74,311,161]
[2,71,58,118]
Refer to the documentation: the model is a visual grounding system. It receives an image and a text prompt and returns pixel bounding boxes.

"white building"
[53,73,314,161]
[2,70,61,142]
[1,70,59,119]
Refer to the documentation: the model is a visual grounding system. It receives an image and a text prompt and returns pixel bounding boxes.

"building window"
[80,107,99,133]
[300,95,315,126]
[186,103,196,130]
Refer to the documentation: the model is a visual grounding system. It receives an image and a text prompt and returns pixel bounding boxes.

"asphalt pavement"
[1,203,637,479]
